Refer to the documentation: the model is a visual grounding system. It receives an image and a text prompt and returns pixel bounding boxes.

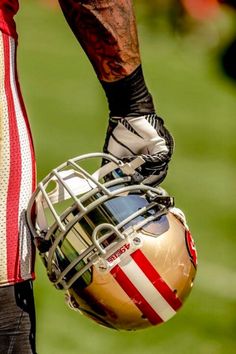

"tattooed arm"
[58,0,141,81]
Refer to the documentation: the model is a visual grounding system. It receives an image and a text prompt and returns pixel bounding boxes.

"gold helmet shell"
[27,153,197,330]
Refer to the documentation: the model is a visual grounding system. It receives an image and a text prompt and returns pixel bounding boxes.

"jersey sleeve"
[0,0,19,39]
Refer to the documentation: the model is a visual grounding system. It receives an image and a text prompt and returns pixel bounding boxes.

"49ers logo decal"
[185,230,197,268]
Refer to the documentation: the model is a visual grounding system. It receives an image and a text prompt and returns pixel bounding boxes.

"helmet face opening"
[27,153,197,330]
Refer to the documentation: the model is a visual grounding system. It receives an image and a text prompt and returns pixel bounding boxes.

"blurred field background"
[16,1,236,353]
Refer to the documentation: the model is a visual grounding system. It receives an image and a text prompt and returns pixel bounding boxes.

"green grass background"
[16,2,236,353]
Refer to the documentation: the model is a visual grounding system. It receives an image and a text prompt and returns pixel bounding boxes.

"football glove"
[103,114,174,185]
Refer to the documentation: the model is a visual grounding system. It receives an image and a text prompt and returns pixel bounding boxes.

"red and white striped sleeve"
[0,31,36,286]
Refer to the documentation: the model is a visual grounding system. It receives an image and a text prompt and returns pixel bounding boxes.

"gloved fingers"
[102,114,174,185]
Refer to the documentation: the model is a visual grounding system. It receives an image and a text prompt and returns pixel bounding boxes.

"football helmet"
[27,152,197,331]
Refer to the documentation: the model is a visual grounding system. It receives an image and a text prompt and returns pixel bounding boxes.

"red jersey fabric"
[0,31,36,286]
[0,0,19,38]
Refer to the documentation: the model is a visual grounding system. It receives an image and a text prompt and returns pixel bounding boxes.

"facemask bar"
[27,152,174,290]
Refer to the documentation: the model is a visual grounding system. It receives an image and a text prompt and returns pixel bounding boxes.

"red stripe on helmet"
[131,250,182,311]
[111,264,163,325]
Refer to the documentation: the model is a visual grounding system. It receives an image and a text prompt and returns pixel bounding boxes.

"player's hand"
[103,114,174,185]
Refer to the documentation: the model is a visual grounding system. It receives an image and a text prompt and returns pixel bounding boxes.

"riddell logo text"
[107,244,131,263]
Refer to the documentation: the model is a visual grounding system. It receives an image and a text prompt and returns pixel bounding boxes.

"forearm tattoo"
[58,0,141,81]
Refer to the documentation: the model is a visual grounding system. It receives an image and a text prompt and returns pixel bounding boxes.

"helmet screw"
[133,237,141,245]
